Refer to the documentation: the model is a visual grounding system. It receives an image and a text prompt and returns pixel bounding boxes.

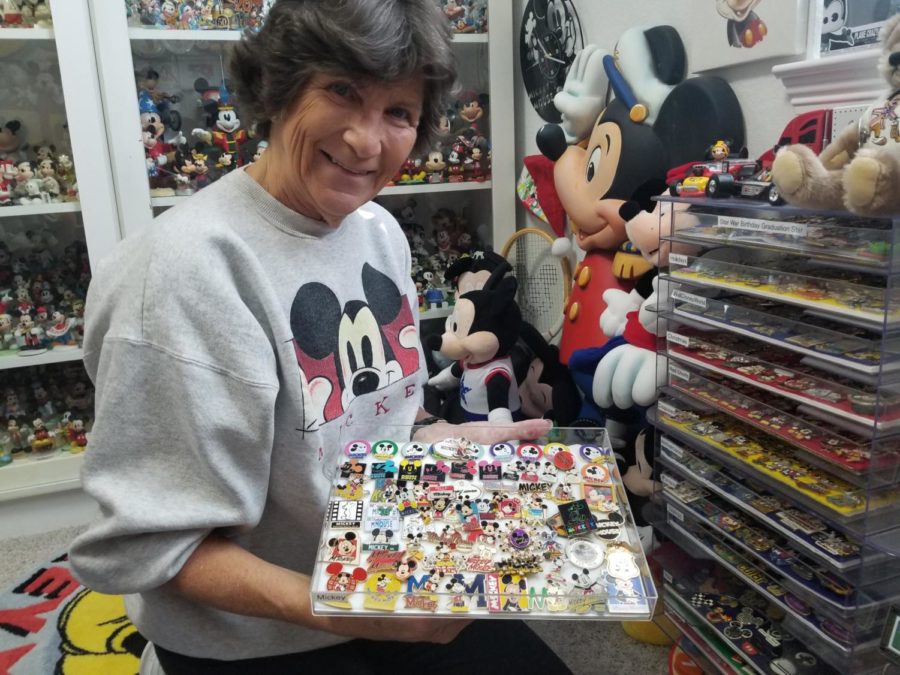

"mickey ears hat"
[138,89,158,115]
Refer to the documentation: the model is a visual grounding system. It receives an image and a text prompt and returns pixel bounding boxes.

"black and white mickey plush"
[427,265,523,423]
[613,426,660,530]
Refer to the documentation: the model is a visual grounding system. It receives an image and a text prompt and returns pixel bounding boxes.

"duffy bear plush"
[772,14,900,216]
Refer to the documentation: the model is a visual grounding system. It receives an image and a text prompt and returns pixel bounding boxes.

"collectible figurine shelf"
[653,197,900,673]
[310,430,656,619]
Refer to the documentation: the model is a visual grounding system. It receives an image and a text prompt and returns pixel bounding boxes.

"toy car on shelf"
[706,164,785,205]
[667,158,759,198]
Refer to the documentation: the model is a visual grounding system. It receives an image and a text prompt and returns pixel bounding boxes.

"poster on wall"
[688,1,809,71]
[519,0,583,123]
[820,0,900,55]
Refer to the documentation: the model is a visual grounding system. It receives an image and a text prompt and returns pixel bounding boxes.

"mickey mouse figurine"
[192,83,250,168]
[427,263,523,423]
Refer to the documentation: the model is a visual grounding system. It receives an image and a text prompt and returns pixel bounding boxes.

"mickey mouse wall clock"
[519,0,583,123]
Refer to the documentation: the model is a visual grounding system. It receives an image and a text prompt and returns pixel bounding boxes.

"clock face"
[519,0,583,123]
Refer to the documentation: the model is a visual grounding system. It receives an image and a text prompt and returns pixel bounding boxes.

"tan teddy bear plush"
[772,13,900,216]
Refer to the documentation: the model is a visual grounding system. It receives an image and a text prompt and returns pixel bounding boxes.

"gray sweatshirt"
[70,168,425,659]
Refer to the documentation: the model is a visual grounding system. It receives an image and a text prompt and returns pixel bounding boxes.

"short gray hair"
[230,0,458,154]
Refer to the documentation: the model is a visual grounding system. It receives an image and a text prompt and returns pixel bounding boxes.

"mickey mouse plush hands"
[553,44,610,145]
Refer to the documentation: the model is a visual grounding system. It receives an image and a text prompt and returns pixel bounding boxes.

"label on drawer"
[657,400,677,417]
[666,331,691,347]
[669,253,688,266]
[661,473,679,489]
[716,214,808,236]
[660,437,684,459]
[671,289,707,308]
[669,363,691,381]
[668,506,685,522]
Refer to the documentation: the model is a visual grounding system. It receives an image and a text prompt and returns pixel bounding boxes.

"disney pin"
[372,439,399,459]
[543,442,568,458]
[432,438,484,460]
[580,444,609,463]
[581,463,611,485]
[478,460,503,483]
[319,562,367,610]
[421,463,448,483]
[362,572,402,612]
[583,484,617,513]
[323,531,359,564]
[556,499,599,537]
[398,459,423,481]
[401,441,428,459]
[339,459,366,479]
[363,528,399,552]
[489,441,515,460]
[328,500,364,529]
[516,442,543,460]
[370,460,397,480]
[364,503,400,532]
[552,449,575,471]
[344,440,370,458]
[566,538,605,569]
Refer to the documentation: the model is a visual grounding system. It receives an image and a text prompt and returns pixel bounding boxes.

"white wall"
[513,0,810,172]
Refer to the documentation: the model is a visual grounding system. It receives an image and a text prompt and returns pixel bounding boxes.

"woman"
[70,2,567,674]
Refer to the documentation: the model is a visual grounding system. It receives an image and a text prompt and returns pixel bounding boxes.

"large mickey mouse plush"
[427,266,523,423]
[538,25,745,365]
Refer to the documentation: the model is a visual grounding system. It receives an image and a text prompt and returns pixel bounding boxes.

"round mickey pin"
[580,445,608,463]
[543,442,568,457]
[552,450,575,471]
[344,440,370,459]
[516,442,543,460]
[372,440,399,459]
[489,442,515,460]
[565,538,605,569]
[401,441,428,459]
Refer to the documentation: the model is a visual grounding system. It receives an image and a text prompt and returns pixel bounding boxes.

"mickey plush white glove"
[599,288,642,338]
[553,44,610,144]
[428,365,460,391]
[592,344,665,409]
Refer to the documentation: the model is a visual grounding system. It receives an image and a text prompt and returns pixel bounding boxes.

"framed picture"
[688,1,809,71]
[820,0,900,56]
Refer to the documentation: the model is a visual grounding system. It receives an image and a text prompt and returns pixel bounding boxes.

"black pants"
[154,620,573,675]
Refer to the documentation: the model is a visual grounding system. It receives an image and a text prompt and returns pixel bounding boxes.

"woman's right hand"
[320,615,472,643]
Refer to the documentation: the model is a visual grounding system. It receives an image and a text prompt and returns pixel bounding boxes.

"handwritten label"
[661,474,679,489]
[669,253,689,266]
[672,289,707,308]
[666,331,691,347]
[668,363,691,381]
[661,437,684,459]
[663,571,673,583]
[668,506,685,522]
[716,215,808,237]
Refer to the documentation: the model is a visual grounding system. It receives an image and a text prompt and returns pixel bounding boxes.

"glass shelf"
[665,326,900,431]
[665,253,899,330]
[664,207,895,272]
[670,292,900,378]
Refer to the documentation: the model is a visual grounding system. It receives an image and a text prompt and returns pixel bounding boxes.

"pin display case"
[651,196,900,673]
[309,426,657,619]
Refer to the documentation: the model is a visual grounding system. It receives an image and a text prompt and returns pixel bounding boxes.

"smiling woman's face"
[254,72,424,226]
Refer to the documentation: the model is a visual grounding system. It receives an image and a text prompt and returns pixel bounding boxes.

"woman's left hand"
[413,418,552,444]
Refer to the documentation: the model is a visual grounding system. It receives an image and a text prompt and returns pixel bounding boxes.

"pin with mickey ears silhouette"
[344,439,370,458]
[321,562,367,609]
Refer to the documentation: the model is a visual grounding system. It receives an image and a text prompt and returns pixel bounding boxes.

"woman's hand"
[321,615,472,643]
[413,418,552,444]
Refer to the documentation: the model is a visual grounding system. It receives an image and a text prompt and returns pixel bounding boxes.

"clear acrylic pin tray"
[309,424,657,620]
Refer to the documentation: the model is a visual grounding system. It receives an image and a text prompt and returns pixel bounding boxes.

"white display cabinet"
[90,0,517,282]
[0,0,120,536]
